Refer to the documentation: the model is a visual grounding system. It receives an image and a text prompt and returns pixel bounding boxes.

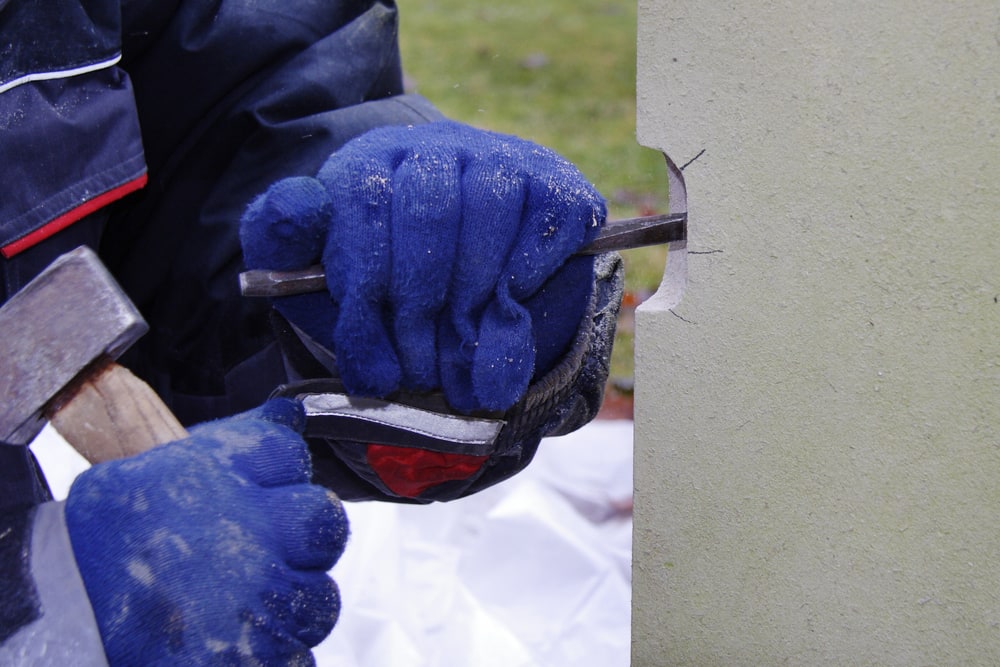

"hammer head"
[0,246,148,445]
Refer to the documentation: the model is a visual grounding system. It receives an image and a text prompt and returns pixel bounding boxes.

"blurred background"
[399,0,670,414]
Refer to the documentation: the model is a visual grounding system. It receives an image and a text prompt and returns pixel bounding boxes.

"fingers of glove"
[437,322,478,413]
[317,142,395,305]
[455,140,603,411]
[448,153,526,347]
[263,571,341,649]
[523,255,596,377]
[332,294,401,397]
[438,157,527,411]
[240,176,331,270]
[269,485,349,571]
[241,397,308,432]
[466,254,596,412]
[185,400,305,443]
[471,291,535,411]
[389,144,462,389]
[240,427,314,489]
[503,153,606,300]
[240,178,339,351]
[318,147,401,397]
[188,403,314,488]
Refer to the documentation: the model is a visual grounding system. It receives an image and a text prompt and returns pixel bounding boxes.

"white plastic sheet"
[32,419,634,667]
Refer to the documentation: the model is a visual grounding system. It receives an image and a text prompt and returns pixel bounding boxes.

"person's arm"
[0,399,349,665]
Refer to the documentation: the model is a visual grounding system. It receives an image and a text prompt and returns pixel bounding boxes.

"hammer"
[0,246,187,463]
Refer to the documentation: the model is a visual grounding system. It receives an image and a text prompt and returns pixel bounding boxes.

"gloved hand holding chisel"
[240,120,607,414]
[3,399,348,666]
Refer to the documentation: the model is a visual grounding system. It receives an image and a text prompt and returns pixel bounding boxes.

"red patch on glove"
[366,444,488,498]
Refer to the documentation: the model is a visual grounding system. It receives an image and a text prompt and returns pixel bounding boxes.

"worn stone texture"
[632,2,1000,664]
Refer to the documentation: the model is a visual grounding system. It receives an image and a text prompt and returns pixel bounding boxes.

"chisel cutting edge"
[238,212,687,298]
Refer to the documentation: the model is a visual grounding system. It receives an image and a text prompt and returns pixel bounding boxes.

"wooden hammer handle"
[46,360,188,464]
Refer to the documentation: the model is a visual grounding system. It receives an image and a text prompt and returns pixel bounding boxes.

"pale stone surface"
[632,2,1000,664]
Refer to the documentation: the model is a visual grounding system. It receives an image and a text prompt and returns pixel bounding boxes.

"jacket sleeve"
[0,0,146,299]
[0,439,104,661]
[0,502,108,666]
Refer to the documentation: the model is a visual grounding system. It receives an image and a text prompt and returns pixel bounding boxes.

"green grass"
[398,0,669,381]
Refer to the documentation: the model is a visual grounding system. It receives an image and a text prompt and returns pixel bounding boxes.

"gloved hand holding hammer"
[64,399,347,666]
[1,399,347,666]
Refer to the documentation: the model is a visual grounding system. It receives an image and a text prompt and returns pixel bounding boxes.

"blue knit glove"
[64,399,347,666]
[240,120,606,412]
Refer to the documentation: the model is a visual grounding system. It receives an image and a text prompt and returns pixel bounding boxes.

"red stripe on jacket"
[2,174,147,258]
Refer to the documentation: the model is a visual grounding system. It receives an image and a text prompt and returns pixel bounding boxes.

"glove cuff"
[272,252,625,503]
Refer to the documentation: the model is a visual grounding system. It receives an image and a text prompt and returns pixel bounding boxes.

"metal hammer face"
[0,246,148,445]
